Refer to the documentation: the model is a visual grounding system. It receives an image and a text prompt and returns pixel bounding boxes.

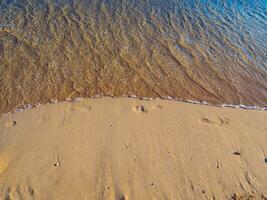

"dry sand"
[0,97,266,200]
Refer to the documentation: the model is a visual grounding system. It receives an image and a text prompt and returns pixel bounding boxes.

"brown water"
[0,0,267,114]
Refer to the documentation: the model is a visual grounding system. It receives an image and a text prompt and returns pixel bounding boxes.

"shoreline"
[3,95,267,117]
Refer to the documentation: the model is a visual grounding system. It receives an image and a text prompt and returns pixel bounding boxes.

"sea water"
[0,0,266,113]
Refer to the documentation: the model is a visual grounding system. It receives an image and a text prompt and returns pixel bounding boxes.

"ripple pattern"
[0,0,267,113]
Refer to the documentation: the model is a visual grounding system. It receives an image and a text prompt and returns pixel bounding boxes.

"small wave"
[2,95,266,118]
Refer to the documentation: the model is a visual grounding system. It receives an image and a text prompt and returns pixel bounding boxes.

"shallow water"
[0,0,266,113]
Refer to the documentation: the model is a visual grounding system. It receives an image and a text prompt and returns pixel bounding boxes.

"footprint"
[133,105,147,113]
[0,119,17,128]
[200,118,212,124]
[200,117,229,126]
[218,118,229,125]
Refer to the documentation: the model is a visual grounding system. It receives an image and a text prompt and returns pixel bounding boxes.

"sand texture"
[0,97,267,200]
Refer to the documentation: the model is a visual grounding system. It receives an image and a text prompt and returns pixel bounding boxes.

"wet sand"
[0,97,267,200]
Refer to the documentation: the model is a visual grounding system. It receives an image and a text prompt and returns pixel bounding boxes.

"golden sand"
[0,98,266,199]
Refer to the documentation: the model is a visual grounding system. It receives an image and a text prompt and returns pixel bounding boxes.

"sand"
[0,97,266,200]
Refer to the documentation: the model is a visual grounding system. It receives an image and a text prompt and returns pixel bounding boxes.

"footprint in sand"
[133,104,162,114]
[200,117,229,126]
[133,105,147,113]
[0,120,17,128]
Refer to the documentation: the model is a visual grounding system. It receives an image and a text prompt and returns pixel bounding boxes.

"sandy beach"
[1,1,266,199]
[0,97,266,200]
